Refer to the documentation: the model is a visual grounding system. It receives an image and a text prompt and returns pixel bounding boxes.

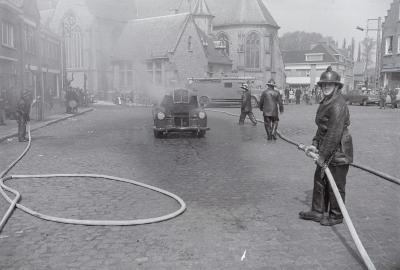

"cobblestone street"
[0,104,399,270]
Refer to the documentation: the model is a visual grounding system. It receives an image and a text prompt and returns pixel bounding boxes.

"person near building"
[389,88,397,109]
[299,66,353,226]
[16,89,32,142]
[295,88,302,104]
[0,89,7,125]
[378,88,387,109]
[259,79,284,140]
[239,83,257,126]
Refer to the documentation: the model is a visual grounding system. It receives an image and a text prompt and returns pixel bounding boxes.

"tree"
[361,37,376,68]
[279,31,324,51]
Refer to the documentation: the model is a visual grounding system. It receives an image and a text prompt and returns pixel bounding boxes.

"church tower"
[191,0,214,35]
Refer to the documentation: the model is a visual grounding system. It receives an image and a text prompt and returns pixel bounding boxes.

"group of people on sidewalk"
[239,66,353,226]
[378,87,398,109]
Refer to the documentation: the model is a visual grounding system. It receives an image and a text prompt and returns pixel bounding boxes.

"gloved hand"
[305,145,318,158]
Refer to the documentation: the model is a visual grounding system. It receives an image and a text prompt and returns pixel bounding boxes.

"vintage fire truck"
[187,77,264,107]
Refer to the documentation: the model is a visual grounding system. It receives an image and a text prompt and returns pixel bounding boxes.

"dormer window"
[305,53,323,62]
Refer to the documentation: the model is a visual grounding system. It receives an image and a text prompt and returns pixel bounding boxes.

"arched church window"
[245,32,260,69]
[188,36,192,51]
[217,33,230,56]
[63,14,84,68]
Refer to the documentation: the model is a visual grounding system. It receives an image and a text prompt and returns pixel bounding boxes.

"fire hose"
[0,125,186,233]
[207,109,400,270]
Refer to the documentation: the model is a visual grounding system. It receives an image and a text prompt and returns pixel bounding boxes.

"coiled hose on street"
[0,125,186,232]
[207,108,400,270]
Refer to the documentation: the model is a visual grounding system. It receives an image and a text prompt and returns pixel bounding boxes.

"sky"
[264,0,393,46]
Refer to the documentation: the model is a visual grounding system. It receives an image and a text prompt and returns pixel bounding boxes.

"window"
[188,36,192,51]
[237,32,245,53]
[24,25,36,54]
[2,21,15,48]
[217,33,230,56]
[119,62,125,86]
[224,82,232,88]
[398,36,400,54]
[385,36,393,55]
[63,14,84,68]
[245,32,261,69]
[155,60,162,85]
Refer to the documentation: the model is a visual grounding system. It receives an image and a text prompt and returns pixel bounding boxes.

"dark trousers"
[17,118,27,141]
[311,164,349,219]
[263,115,279,139]
[239,111,257,125]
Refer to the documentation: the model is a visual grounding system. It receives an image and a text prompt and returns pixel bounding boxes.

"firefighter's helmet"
[317,66,343,89]
[241,83,249,91]
[266,79,276,87]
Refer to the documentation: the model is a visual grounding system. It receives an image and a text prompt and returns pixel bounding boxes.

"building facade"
[283,42,354,92]
[1,0,62,120]
[40,0,285,99]
[381,0,400,89]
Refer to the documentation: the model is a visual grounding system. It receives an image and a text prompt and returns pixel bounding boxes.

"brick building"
[282,42,354,92]
[381,0,400,89]
[0,0,62,120]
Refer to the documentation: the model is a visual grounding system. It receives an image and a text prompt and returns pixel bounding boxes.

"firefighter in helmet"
[299,66,353,226]
[239,83,257,126]
[258,79,284,140]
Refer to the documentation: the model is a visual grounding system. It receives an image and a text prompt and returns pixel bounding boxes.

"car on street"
[152,88,209,138]
[342,89,379,106]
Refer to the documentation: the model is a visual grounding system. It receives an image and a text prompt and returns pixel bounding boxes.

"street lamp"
[356,17,382,90]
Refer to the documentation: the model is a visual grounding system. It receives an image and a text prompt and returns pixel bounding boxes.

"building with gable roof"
[111,5,232,97]
[381,0,400,89]
[39,0,285,99]
[282,42,354,91]
[134,0,285,89]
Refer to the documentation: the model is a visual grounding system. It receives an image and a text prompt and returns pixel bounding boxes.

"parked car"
[342,89,379,106]
[152,88,209,138]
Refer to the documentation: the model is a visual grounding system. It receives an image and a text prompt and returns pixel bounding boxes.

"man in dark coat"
[16,89,32,142]
[299,66,353,226]
[295,88,302,104]
[239,83,257,125]
[259,79,284,140]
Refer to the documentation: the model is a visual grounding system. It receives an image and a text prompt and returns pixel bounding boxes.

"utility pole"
[356,18,382,90]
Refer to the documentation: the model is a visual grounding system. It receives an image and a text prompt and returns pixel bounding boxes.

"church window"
[63,14,84,68]
[245,32,260,69]
[2,21,15,48]
[217,33,230,56]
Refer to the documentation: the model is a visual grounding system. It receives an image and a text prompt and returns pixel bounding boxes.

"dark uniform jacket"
[241,91,252,113]
[16,97,31,122]
[312,92,353,166]
[259,89,284,117]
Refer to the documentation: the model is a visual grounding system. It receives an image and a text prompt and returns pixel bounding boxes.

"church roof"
[134,0,278,28]
[195,27,232,65]
[192,0,213,17]
[207,0,278,28]
[113,13,191,60]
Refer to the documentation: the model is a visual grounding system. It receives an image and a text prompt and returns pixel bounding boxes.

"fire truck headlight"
[157,112,166,120]
[198,111,206,119]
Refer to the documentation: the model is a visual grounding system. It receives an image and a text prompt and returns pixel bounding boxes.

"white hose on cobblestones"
[0,124,186,232]
[206,109,380,270]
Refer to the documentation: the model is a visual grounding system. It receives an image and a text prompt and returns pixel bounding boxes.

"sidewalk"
[0,107,94,143]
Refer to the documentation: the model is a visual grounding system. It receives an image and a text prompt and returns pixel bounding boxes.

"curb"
[0,108,94,143]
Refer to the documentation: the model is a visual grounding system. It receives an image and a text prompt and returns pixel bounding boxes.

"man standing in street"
[239,83,257,126]
[259,79,284,140]
[299,66,353,226]
[378,88,387,109]
[0,89,6,125]
[16,89,32,142]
